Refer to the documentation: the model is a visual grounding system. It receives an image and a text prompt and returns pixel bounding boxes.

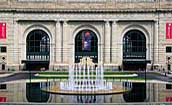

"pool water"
[0,81,172,103]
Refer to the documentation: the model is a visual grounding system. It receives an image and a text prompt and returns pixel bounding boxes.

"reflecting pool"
[0,81,172,104]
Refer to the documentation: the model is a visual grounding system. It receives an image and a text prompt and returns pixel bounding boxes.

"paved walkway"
[138,71,172,82]
[0,73,14,78]
[0,72,35,83]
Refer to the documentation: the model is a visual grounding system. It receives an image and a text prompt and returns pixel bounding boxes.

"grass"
[37,71,136,75]
[35,71,142,80]
[34,75,148,81]
[38,71,69,75]
[32,71,151,81]
[32,76,149,81]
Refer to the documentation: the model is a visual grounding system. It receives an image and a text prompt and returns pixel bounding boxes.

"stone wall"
[0,0,171,71]
[0,0,171,10]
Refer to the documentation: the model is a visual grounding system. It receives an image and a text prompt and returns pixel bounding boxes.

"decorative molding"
[17,20,56,22]
[17,0,155,3]
[0,8,172,14]
[0,8,157,13]
[116,20,156,22]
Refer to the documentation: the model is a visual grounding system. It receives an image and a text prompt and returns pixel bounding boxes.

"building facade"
[0,0,171,71]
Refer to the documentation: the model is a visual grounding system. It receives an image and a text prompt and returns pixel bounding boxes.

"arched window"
[40,36,50,52]
[26,30,50,61]
[2,64,5,70]
[123,30,146,59]
[75,30,98,63]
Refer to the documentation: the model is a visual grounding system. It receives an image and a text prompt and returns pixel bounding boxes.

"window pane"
[26,30,50,60]
[2,64,5,70]
[166,84,172,89]
[1,47,6,53]
[0,84,6,89]
[166,47,172,53]
[123,30,146,59]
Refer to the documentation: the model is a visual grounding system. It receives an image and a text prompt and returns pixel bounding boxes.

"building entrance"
[75,30,98,63]
[22,29,50,70]
[123,30,147,70]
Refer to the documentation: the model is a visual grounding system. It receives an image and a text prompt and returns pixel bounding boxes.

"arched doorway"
[25,29,50,70]
[75,30,98,63]
[123,30,146,70]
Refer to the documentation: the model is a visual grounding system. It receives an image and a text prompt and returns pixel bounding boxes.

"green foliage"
[37,71,135,75]
[11,69,15,71]
[35,71,145,80]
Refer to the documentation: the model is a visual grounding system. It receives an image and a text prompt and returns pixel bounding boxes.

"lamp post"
[29,68,31,83]
[145,49,147,85]
[144,67,146,85]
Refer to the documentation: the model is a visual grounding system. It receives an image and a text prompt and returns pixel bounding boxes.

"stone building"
[0,0,171,71]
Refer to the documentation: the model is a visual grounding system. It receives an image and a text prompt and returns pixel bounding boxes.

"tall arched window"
[123,30,146,60]
[26,29,50,61]
[75,30,98,63]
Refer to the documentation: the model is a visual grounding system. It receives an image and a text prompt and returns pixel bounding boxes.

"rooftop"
[0,0,171,12]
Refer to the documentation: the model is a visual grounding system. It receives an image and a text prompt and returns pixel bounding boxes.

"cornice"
[0,8,171,14]
[0,8,156,13]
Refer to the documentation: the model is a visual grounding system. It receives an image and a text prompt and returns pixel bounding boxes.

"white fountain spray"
[60,57,112,92]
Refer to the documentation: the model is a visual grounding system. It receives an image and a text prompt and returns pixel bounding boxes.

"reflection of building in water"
[1,82,172,103]
[59,95,113,103]
[0,83,26,102]
[123,83,146,102]
[47,82,172,103]
[0,84,6,90]
[26,83,50,102]
[0,84,7,102]
[146,83,172,103]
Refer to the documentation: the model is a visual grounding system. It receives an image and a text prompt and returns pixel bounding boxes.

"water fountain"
[41,57,132,95]
[60,57,112,92]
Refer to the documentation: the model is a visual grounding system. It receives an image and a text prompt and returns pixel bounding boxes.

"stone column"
[55,21,62,63]
[12,21,17,62]
[147,22,154,70]
[115,21,123,68]
[50,44,55,71]
[18,21,25,70]
[62,21,69,65]
[112,21,118,64]
[104,21,111,64]
[153,21,159,65]
[12,20,20,70]
[47,21,57,71]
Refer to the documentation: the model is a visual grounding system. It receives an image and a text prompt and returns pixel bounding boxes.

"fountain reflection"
[61,95,112,103]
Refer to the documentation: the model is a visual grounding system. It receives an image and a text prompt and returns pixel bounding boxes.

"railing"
[27,53,50,61]
[123,52,146,59]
